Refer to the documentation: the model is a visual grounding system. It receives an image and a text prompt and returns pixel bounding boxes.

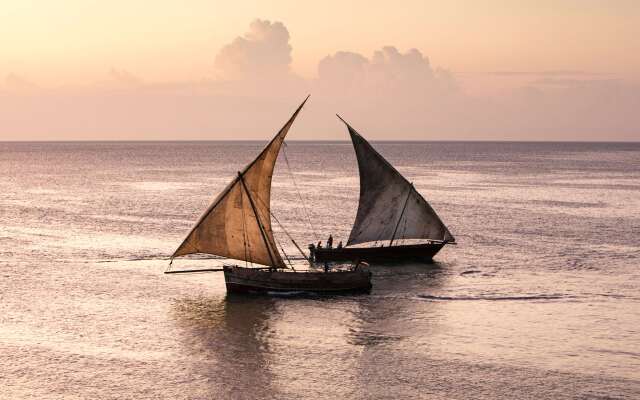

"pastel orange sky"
[1,1,639,140]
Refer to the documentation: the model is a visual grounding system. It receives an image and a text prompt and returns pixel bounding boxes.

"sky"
[1,0,639,141]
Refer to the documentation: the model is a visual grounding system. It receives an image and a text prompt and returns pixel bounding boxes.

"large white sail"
[172,97,309,267]
[339,117,454,246]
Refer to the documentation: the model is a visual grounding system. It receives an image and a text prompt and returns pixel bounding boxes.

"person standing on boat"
[337,241,343,249]
[327,234,333,248]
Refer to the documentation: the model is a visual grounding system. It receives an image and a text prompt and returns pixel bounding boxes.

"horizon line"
[1,139,639,144]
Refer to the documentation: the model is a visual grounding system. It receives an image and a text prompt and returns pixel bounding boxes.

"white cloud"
[214,19,293,80]
[318,46,456,95]
[309,46,461,136]
[318,51,368,91]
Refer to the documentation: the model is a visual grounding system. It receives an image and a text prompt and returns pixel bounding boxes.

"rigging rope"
[282,142,318,241]
[253,193,311,263]
[269,210,311,263]
[265,204,295,269]
[276,240,296,271]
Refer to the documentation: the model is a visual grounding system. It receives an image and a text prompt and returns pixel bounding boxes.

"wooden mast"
[389,184,413,246]
[237,171,280,268]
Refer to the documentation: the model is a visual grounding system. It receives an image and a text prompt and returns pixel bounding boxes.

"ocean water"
[1,141,639,399]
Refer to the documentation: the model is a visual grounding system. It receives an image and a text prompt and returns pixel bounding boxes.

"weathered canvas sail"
[172,97,309,267]
[338,116,455,246]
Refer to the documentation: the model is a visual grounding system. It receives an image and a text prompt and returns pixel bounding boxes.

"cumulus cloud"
[311,46,461,135]
[318,51,368,90]
[370,47,435,85]
[214,19,293,80]
[318,46,456,95]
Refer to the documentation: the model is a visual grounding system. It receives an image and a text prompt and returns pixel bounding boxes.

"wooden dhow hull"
[310,242,448,263]
[223,265,372,294]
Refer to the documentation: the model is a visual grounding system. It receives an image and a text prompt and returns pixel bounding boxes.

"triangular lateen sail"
[172,96,309,267]
[337,115,454,246]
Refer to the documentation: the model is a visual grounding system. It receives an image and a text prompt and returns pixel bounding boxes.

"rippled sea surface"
[1,141,639,399]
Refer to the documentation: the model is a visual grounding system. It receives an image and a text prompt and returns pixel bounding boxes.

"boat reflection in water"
[172,295,279,399]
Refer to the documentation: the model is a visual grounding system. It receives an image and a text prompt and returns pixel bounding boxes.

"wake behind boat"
[167,97,372,294]
[310,116,456,263]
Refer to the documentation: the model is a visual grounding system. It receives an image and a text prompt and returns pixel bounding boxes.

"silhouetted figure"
[308,243,316,262]
[327,234,333,248]
[337,241,343,249]
[324,262,330,273]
